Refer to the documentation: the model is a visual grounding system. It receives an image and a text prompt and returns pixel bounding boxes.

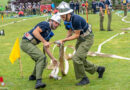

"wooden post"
[19,58,23,78]
[59,44,65,76]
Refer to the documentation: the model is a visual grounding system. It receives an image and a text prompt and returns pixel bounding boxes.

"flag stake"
[86,1,88,23]
[19,58,23,78]
[9,38,23,78]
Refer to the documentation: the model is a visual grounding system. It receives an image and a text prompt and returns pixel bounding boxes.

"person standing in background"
[70,0,75,13]
[121,0,129,16]
[92,0,97,14]
[105,0,113,31]
[51,2,55,11]
[99,0,105,31]
[75,1,80,14]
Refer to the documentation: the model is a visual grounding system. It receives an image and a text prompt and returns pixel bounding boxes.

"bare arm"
[127,3,129,9]
[100,7,104,16]
[44,46,58,66]
[62,30,80,42]
[32,26,47,44]
[66,29,73,38]
[44,47,55,60]
[32,26,49,47]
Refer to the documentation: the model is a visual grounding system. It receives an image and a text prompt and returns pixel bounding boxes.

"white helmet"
[57,1,73,15]
[50,14,61,24]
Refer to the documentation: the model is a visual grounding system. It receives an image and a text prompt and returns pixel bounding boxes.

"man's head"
[49,14,61,30]
[57,1,73,21]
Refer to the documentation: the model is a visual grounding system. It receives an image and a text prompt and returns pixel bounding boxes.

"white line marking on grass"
[115,12,123,17]
[96,31,130,60]
[97,31,127,53]
[115,11,130,23]
[97,33,119,53]
[0,16,48,28]
[110,54,130,60]
[88,52,130,60]
[122,16,130,23]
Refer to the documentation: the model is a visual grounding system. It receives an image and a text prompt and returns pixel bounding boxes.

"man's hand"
[107,11,110,15]
[102,13,104,17]
[55,40,64,47]
[52,59,58,66]
[59,40,64,45]
[44,42,50,48]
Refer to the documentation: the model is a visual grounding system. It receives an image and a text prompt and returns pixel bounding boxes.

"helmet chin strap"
[65,14,71,22]
[65,14,68,21]
[50,20,56,30]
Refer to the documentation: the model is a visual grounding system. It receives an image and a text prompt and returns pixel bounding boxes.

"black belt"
[80,25,92,36]
[22,37,38,45]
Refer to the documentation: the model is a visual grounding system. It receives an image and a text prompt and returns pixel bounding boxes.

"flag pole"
[9,38,23,78]
[19,58,23,78]
[86,1,88,23]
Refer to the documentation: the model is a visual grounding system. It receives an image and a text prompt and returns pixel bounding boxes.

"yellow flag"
[9,38,20,64]
[123,0,126,3]
[105,9,107,15]
[2,15,3,22]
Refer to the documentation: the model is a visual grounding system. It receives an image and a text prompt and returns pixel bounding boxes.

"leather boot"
[97,66,105,78]
[29,75,36,81]
[76,77,90,86]
[35,79,46,89]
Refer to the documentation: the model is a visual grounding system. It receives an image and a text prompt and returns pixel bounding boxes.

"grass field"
[0,0,9,8]
[0,11,130,90]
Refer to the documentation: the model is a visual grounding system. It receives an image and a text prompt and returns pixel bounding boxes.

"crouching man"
[20,14,61,89]
[57,1,105,86]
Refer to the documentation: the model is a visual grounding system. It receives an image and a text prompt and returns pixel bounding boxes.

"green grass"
[126,13,130,21]
[0,0,9,8]
[0,12,130,90]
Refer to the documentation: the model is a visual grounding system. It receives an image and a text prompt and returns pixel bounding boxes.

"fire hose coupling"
[49,74,62,80]
[54,41,61,45]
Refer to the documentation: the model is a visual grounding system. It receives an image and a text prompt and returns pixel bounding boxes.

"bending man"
[20,14,61,89]
[57,1,105,86]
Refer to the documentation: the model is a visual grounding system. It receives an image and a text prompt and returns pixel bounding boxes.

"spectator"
[92,0,97,14]
[51,2,55,10]
[53,9,59,14]
[75,1,80,14]
[32,4,36,15]
[105,0,113,31]
[70,0,75,13]
[121,0,129,16]
[99,0,105,31]
[81,2,86,14]
[18,11,24,17]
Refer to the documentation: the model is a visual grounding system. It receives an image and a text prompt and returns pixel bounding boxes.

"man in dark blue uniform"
[92,0,97,14]
[70,0,75,13]
[75,1,80,14]
[99,0,105,31]
[121,0,129,16]
[105,0,112,31]
[20,15,61,89]
[57,1,105,86]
